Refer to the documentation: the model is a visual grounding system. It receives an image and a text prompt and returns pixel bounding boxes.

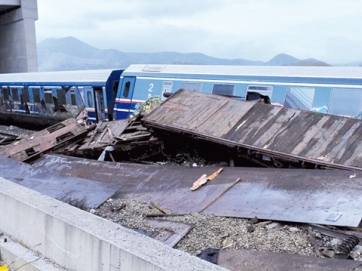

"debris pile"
[3,90,362,269]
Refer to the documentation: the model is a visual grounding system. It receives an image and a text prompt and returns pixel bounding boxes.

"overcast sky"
[36,0,362,64]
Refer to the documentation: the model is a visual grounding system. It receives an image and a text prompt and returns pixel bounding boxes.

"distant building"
[0,0,38,73]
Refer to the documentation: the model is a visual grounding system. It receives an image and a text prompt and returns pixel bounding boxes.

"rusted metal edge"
[142,121,360,171]
[217,249,362,271]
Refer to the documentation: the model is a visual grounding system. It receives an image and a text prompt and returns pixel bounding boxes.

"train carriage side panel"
[105,69,124,121]
[114,76,136,119]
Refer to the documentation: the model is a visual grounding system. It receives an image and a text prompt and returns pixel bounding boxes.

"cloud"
[36,0,362,63]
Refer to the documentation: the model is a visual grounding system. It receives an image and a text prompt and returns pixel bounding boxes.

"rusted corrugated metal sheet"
[142,89,362,170]
[0,118,92,162]
[32,155,362,227]
[217,250,362,271]
[0,156,119,208]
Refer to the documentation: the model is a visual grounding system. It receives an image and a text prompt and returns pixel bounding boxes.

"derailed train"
[1,64,362,129]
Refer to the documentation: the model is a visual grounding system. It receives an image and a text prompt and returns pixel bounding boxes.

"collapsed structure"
[2,89,362,270]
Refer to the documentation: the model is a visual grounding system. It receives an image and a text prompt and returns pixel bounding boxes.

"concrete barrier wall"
[0,177,227,271]
[0,236,66,271]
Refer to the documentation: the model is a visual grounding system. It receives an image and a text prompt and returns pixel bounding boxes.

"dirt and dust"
[93,198,343,257]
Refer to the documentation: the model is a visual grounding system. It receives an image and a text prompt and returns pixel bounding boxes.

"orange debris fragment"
[190,168,223,191]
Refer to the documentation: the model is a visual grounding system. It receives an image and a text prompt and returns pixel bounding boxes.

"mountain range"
[38,36,333,71]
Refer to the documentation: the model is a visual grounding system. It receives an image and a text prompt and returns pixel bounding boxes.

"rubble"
[2,90,362,268]
[142,89,362,171]
[94,198,315,256]
[0,118,93,162]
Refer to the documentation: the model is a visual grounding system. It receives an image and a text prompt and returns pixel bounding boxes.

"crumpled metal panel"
[217,250,362,271]
[0,156,119,208]
[142,89,362,170]
[32,155,362,227]
[0,118,91,161]
[202,175,362,227]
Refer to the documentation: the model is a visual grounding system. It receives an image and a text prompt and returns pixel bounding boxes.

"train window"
[87,91,93,107]
[22,88,29,103]
[57,88,66,105]
[247,85,273,100]
[32,88,41,103]
[2,87,9,101]
[285,86,315,110]
[123,81,131,98]
[11,88,19,102]
[328,88,362,119]
[112,81,119,100]
[212,84,235,96]
[182,82,202,91]
[44,89,53,104]
[70,90,77,105]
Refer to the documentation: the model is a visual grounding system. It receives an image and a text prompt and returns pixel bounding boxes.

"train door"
[115,76,136,119]
[93,87,106,122]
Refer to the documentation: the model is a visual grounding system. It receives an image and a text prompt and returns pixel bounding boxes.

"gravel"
[94,198,316,256]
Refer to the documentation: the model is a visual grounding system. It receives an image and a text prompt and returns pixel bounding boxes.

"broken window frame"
[246,85,273,101]
[2,86,10,101]
[11,87,20,102]
[22,87,30,103]
[31,87,41,103]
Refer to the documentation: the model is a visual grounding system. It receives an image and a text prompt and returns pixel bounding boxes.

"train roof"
[0,69,124,86]
[122,64,362,79]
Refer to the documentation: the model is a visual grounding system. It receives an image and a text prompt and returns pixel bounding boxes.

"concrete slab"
[0,236,66,271]
[0,177,227,271]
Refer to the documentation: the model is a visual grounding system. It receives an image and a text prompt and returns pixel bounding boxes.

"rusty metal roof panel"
[217,250,362,271]
[143,89,362,170]
[0,155,119,208]
[32,155,362,227]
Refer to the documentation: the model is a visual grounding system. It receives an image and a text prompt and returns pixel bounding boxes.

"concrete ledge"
[0,236,65,271]
[0,177,227,271]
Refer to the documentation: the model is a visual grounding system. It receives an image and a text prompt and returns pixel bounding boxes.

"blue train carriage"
[76,69,124,122]
[0,69,123,130]
[115,64,362,120]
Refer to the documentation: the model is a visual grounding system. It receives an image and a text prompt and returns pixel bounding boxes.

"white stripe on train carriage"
[12,109,42,114]
[114,108,135,113]
[114,108,130,112]
[115,98,145,103]
[86,108,108,112]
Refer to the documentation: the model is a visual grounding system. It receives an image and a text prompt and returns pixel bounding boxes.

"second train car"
[114,64,362,120]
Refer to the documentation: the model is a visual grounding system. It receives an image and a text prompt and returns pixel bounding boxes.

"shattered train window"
[11,88,19,102]
[247,85,273,101]
[44,89,53,104]
[32,88,41,103]
[2,87,9,101]
[22,88,30,103]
